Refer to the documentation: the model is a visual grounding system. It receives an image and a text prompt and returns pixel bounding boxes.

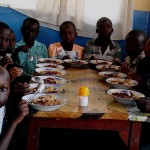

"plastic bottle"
[79,86,89,106]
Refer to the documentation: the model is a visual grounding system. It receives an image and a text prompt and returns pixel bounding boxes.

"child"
[48,21,84,60]
[136,39,150,96]
[12,17,48,75]
[6,29,16,56]
[137,39,150,75]
[120,30,148,98]
[0,65,29,150]
[83,17,121,64]
[121,30,147,75]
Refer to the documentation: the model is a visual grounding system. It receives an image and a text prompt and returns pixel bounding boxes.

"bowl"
[31,76,67,85]
[36,63,64,70]
[98,71,127,79]
[89,60,112,65]
[136,97,150,113]
[64,59,89,68]
[38,58,64,64]
[106,78,138,89]
[107,89,145,105]
[96,64,120,71]
[22,93,68,111]
[35,67,67,76]
[29,83,64,94]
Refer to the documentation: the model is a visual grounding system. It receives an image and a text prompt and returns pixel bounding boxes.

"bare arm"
[0,100,29,150]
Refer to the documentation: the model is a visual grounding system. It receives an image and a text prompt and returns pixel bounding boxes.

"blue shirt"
[16,40,48,75]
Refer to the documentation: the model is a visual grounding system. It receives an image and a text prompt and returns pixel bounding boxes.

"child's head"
[7,29,16,53]
[0,22,11,56]
[125,30,147,59]
[0,65,10,108]
[60,21,77,43]
[21,17,39,45]
[144,39,150,57]
[96,17,113,38]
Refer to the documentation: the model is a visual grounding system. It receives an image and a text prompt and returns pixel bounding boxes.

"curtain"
[0,0,133,39]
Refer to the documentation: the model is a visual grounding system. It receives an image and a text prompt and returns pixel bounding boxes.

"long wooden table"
[27,68,142,150]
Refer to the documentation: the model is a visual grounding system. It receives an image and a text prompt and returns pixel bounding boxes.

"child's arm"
[0,100,29,150]
[12,45,30,62]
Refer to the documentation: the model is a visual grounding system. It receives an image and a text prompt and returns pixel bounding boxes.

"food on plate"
[38,70,62,75]
[29,86,63,94]
[112,91,134,99]
[103,73,122,78]
[31,94,61,106]
[38,58,63,64]
[110,79,136,86]
[43,77,61,84]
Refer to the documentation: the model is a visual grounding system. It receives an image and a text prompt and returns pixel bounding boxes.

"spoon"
[28,54,34,61]
[27,48,34,61]
[27,83,45,102]
[31,76,44,83]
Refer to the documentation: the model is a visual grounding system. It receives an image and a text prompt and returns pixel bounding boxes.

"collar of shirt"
[0,106,5,135]
[16,39,41,48]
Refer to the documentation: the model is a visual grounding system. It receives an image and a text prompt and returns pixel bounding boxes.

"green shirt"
[16,39,48,75]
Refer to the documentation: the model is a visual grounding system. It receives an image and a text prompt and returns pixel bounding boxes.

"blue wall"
[0,6,149,61]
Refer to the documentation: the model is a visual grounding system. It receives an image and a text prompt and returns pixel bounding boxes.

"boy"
[83,17,121,64]
[48,21,84,60]
[121,30,147,75]
[6,29,16,56]
[0,65,29,150]
[12,17,48,75]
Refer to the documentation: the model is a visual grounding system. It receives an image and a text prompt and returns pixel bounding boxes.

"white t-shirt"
[0,106,5,135]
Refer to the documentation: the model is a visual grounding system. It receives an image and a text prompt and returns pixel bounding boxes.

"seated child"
[12,17,48,75]
[48,21,84,60]
[6,29,16,56]
[0,22,23,81]
[83,17,121,64]
[121,30,147,75]
[120,30,148,96]
[0,65,29,150]
[136,39,150,96]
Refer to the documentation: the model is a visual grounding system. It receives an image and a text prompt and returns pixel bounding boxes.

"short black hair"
[22,17,40,29]
[96,17,112,28]
[126,30,147,40]
[60,21,76,32]
[0,22,10,30]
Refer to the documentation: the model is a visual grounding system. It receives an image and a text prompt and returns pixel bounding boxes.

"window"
[0,0,133,39]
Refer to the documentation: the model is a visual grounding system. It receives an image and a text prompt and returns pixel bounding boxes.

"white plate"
[38,58,64,64]
[36,63,64,70]
[106,78,138,89]
[107,89,145,105]
[96,64,120,71]
[31,76,67,85]
[22,93,68,111]
[98,71,127,79]
[89,60,112,65]
[29,83,64,94]
[35,67,66,76]
[64,59,89,68]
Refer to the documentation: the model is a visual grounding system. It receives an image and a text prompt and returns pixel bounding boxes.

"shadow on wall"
[0,6,127,61]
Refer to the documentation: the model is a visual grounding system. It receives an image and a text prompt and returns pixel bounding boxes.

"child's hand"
[8,67,23,81]
[0,56,14,68]
[120,62,129,74]
[17,45,30,53]
[13,100,29,124]
[12,82,30,95]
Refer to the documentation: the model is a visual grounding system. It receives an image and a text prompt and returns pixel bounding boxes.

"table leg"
[128,121,142,150]
[27,118,39,150]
